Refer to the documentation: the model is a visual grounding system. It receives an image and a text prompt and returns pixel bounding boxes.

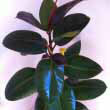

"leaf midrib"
[12,76,34,92]
[66,64,98,72]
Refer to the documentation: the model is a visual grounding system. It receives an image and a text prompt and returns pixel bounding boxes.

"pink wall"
[0,0,110,109]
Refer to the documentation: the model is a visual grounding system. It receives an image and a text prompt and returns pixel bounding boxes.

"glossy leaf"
[54,31,79,44]
[39,0,54,29]
[53,13,90,46]
[5,68,37,101]
[35,95,62,110]
[51,0,84,25]
[66,79,107,100]
[35,95,46,110]
[64,55,103,79]
[65,40,81,58]
[76,102,88,110]
[16,11,46,31]
[35,59,64,102]
[52,53,66,65]
[3,30,47,54]
[60,32,79,38]
[61,82,76,110]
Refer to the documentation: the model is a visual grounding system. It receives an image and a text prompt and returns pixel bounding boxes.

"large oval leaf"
[16,11,47,31]
[35,95,62,110]
[5,68,37,101]
[35,59,64,102]
[66,79,107,100]
[64,55,103,79]
[53,13,90,46]
[39,0,54,29]
[3,30,47,54]
[51,0,84,26]
[76,102,88,110]
[65,40,81,58]
[60,81,76,110]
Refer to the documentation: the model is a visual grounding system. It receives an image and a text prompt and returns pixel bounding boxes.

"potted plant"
[2,0,107,110]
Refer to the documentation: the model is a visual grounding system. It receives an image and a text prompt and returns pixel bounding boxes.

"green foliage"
[35,59,64,102]
[61,82,76,110]
[3,0,107,110]
[35,95,62,110]
[65,40,81,58]
[51,0,84,26]
[53,13,90,46]
[5,68,37,100]
[3,30,47,54]
[65,55,103,79]
[39,0,54,30]
[66,79,107,100]
[76,102,88,110]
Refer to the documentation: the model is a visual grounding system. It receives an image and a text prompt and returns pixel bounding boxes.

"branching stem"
[47,31,53,56]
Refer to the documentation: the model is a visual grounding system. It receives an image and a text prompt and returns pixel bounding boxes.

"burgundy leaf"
[52,0,84,26]
[52,53,66,65]
[16,11,46,31]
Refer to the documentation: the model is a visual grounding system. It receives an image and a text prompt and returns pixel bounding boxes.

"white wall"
[0,0,110,110]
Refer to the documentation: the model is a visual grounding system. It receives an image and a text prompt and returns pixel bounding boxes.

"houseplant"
[2,0,107,110]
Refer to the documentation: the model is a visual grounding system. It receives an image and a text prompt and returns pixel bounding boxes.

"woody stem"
[47,31,53,55]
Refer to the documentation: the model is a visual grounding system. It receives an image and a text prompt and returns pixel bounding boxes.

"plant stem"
[47,31,53,56]
[47,0,58,55]
[48,32,52,49]
[52,44,56,50]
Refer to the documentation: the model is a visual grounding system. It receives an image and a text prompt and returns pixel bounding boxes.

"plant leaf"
[16,11,47,31]
[60,81,76,110]
[3,30,47,54]
[54,31,79,44]
[35,95,62,110]
[53,13,90,46]
[35,59,64,102]
[51,0,84,26]
[5,68,37,101]
[76,102,88,110]
[66,79,107,100]
[39,0,54,29]
[64,55,103,79]
[35,95,46,110]
[65,40,81,58]
[52,53,66,65]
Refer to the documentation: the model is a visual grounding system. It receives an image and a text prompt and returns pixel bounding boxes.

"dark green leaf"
[61,82,76,110]
[35,95,46,110]
[47,97,62,110]
[66,79,107,100]
[16,11,46,31]
[65,40,81,58]
[5,68,37,101]
[52,53,66,65]
[64,55,103,79]
[53,13,90,46]
[39,0,54,29]
[35,95,62,110]
[35,59,64,102]
[76,102,88,110]
[52,0,84,26]
[3,30,47,54]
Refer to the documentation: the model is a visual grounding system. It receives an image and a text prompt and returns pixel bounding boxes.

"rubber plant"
[2,0,107,110]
